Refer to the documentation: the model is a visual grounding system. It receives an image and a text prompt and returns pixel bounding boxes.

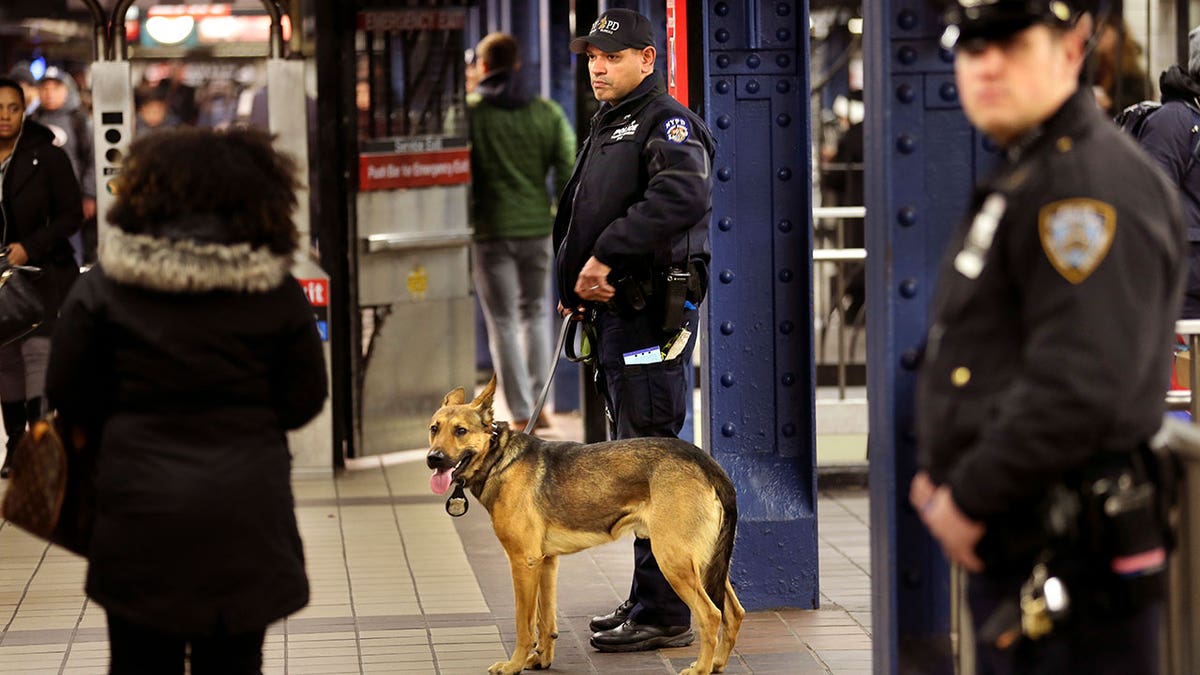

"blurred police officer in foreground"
[910,1,1185,672]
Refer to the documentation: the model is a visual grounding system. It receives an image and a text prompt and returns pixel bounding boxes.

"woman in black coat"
[0,77,82,479]
[45,128,327,674]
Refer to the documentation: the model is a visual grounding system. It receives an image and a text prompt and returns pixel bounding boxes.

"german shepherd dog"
[426,376,744,675]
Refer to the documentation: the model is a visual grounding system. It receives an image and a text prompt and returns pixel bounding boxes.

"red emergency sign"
[299,278,328,307]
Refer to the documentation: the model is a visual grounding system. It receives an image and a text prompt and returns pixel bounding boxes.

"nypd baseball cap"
[941,0,1080,49]
[569,9,655,54]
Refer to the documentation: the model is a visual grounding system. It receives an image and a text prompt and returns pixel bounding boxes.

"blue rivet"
[900,279,918,298]
[900,349,921,370]
[715,28,730,43]
[778,167,792,181]
[939,81,957,102]
[747,54,761,69]
[721,423,737,438]
[777,28,791,41]
[778,219,793,233]
[896,134,916,154]
[746,80,760,94]
[898,45,917,65]
[776,54,790,68]
[776,80,790,94]
[896,83,916,104]
[715,2,729,16]
[715,80,731,94]
[898,10,918,30]
[776,113,791,127]
[717,115,732,129]
[716,54,731,69]
[898,206,917,227]
[720,321,735,335]
[719,270,735,284]
[718,217,733,231]
[780,321,794,335]
[720,373,736,387]
[939,47,955,63]
[778,269,793,282]
[781,423,796,437]
[781,373,795,386]
[776,2,791,16]
[717,167,733,181]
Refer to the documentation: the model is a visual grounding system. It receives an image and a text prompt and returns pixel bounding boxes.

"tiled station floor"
[0,411,872,674]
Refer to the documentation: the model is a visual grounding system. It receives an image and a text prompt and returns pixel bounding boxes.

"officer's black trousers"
[595,305,698,627]
[969,572,1160,675]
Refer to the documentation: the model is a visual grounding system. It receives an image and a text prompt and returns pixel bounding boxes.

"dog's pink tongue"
[430,468,453,495]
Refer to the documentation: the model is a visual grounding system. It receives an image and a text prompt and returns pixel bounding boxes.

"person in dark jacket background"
[0,76,82,479]
[45,127,327,674]
[554,8,715,653]
[1134,25,1200,318]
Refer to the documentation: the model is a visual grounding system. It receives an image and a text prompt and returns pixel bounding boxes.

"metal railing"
[812,205,866,400]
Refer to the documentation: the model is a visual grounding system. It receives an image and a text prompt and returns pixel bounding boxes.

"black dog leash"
[521,312,580,434]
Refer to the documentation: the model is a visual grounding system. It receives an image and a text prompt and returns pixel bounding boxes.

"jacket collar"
[594,71,665,128]
[99,221,292,294]
[1004,87,1096,164]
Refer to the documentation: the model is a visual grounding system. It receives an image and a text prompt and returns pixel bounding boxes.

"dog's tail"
[702,473,738,612]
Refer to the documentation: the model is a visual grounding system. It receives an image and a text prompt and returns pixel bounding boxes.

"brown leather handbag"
[0,412,94,557]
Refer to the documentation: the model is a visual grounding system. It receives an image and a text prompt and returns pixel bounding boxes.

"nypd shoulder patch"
[663,117,690,144]
[1037,198,1116,284]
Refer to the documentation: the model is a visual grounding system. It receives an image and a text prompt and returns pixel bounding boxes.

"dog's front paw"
[488,660,524,675]
[679,664,711,675]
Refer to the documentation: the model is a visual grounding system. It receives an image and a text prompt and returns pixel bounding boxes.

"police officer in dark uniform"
[910,2,1185,673]
[554,8,715,653]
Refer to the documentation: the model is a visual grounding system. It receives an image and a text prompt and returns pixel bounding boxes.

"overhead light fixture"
[848,18,864,35]
[145,15,195,45]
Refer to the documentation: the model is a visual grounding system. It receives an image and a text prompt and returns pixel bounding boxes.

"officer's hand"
[909,471,936,514]
[575,256,614,303]
[921,485,986,573]
[6,243,29,267]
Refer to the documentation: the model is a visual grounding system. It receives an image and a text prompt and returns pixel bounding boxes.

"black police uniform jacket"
[553,72,714,307]
[916,89,1186,570]
[44,223,327,635]
[0,119,82,336]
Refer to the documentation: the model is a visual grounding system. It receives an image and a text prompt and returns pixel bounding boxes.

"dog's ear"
[471,374,497,423]
[442,386,467,407]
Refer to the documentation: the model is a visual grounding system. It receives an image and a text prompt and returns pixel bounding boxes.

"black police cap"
[569,9,655,54]
[942,0,1080,48]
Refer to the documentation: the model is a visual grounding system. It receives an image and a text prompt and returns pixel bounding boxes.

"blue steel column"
[705,0,817,610]
[866,1,978,672]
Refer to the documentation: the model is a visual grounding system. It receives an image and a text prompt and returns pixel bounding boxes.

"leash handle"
[524,312,578,434]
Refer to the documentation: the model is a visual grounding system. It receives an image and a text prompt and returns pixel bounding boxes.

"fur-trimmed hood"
[99,222,293,294]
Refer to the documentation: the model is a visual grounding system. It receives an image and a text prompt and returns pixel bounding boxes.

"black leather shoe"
[588,599,634,632]
[590,620,695,653]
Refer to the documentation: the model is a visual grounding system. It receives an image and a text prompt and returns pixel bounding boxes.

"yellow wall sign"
[407,265,428,301]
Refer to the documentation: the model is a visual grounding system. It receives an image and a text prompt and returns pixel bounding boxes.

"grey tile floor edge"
[0,439,872,674]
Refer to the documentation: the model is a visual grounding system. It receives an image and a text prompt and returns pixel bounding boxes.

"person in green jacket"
[469,32,576,430]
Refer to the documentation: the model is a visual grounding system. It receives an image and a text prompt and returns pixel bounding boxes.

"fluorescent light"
[145,15,195,45]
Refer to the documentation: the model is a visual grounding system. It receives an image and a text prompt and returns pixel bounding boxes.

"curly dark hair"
[108,127,300,255]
